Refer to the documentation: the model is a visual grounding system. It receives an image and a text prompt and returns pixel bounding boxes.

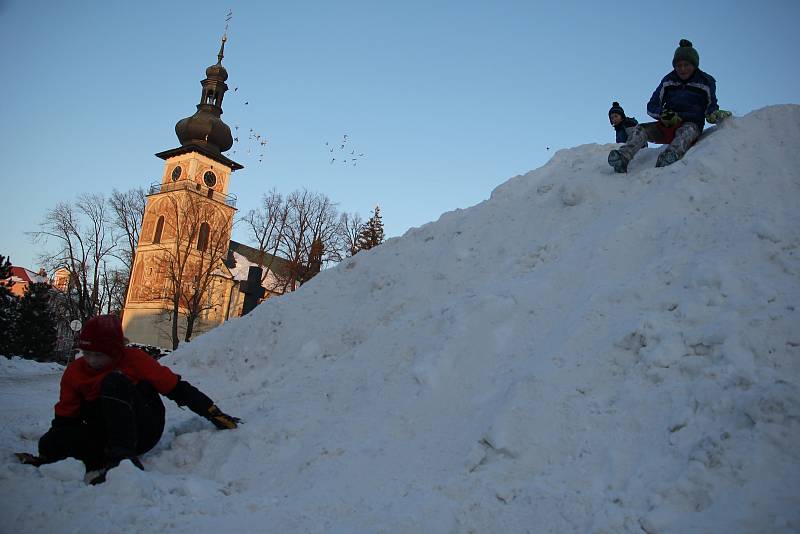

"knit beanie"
[672,39,699,68]
[608,101,626,118]
[78,314,125,358]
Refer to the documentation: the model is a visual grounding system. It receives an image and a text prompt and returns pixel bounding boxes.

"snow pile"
[0,357,63,485]
[1,105,799,533]
[0,356,63,377]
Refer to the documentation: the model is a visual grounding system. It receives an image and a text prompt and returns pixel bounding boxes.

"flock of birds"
[326,134,366,166]
[227,91,366,167]
[220,13,365,168]
[230,119,268,164]
[216,12,550,171]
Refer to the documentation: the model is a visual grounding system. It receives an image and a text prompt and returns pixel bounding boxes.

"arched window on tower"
[153,216,165,244]
[197,222,210,252]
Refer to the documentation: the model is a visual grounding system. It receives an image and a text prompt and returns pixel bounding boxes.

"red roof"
[8,266,48,284]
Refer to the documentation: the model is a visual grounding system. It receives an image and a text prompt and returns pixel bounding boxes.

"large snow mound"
[0,356,63,377]
[2,105,799,533]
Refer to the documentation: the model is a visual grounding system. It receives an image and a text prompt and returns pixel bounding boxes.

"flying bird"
[323,133,366,166]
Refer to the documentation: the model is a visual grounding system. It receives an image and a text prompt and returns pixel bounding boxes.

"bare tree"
[239,188,290,285]
[152,192,233,348]
[100,262,128,315]
[274,190,344,292]
[180,218,232,343]
[304,193,344,273]
[339,211,363,257]
[32,194,118,322]
[108,187,146,306]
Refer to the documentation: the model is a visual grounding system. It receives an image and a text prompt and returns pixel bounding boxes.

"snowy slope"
[2,105,799,533]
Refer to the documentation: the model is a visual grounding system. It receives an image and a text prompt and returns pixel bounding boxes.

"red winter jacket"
[55,347,180,418]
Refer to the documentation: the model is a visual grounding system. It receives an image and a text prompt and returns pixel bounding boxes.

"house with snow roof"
[5,266,49,298]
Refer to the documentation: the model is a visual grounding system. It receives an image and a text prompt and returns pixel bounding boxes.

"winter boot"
[15,452,50,466]
[655,149,681,168]
[608,149,630,173]
[85,455,144,485]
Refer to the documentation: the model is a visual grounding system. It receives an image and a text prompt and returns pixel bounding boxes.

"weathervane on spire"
[218,9,233,64]
[224,9,233,37]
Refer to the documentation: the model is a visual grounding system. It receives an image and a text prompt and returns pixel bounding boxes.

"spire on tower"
[172,32,235,155]
[217,34,227,65]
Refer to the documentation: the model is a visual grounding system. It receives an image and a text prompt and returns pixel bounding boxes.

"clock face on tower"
[203,171,217,188]
[171,166,182,181]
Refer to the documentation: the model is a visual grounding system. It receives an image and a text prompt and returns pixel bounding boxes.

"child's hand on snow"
[206,405,241,429]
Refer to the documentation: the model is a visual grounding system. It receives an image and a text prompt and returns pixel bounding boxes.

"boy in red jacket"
[18,314,239,483]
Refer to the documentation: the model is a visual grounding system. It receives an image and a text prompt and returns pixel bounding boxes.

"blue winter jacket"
[614,117,639,143]
[647,69,719,131]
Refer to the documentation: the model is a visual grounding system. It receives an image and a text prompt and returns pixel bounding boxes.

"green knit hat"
[673,39,699,68]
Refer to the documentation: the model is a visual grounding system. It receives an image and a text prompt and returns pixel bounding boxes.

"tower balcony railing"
[148,180,237,208]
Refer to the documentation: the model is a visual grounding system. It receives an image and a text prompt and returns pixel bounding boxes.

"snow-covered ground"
[2,105,799,533]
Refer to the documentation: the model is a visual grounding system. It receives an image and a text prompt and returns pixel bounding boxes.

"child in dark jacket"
[608,101,639,143]
[17,314,240,484]
[608,39,732,173]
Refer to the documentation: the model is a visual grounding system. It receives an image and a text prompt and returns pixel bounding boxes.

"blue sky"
[1,0,799,270]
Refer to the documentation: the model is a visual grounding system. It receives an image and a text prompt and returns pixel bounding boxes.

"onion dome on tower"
[157,35,242,171]
[174,36,234,154]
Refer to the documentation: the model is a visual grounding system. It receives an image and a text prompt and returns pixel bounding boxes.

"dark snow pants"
[39,372,166,469]
[618,121,701,162]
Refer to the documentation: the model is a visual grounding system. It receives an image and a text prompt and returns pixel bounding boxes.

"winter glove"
[659,109,682,128]
[206,405,241,430]
[166,381,240,429]
[706,109,732,124]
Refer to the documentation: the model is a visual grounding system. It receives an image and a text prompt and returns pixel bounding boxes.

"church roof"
[162,36,242,169]
[155,144,243,171]
[225,240,295,280]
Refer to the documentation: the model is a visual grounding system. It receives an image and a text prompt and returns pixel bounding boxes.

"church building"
[122,36,293,348]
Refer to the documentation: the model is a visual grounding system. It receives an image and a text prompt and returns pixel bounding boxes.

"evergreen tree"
[0,255,19,356]
[15,282,57,361]
[355,205,385,253]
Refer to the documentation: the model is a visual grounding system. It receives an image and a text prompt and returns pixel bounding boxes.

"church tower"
[122,36,243,348]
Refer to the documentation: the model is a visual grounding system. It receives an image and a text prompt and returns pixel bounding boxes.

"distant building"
[3,265,75,359]
[51,268,72,292]
[121,36,296,349]
[6,266,49,298]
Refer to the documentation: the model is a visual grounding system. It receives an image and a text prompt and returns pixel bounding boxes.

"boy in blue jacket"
[608,39,732,173]
[608,101,639,144]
